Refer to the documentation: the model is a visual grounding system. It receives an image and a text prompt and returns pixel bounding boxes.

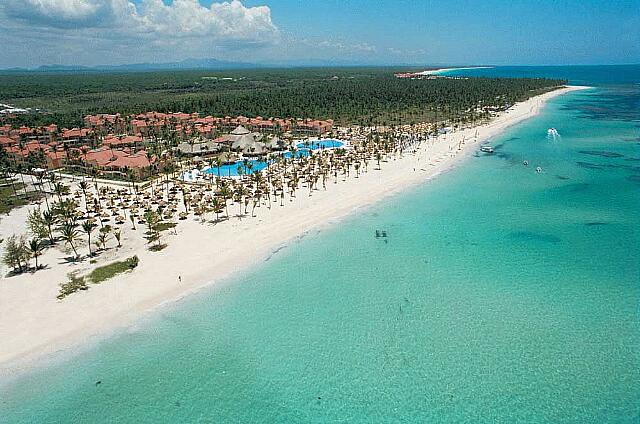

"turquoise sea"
[1,66,639,423]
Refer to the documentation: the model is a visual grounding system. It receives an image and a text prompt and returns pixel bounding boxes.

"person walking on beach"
[178,275,181,283]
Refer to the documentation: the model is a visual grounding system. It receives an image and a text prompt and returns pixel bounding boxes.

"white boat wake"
[547,127,561,141]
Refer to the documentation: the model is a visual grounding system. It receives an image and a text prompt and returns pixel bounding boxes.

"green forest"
[0,68,566,128]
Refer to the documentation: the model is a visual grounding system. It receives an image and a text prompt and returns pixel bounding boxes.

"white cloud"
[129,0,277,41]
[0,0,279,63]
[4,0,116,28]
[313,39,377,55]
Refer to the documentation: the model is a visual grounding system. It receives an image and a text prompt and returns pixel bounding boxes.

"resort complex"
[0,80,580,324]
[1,112,334,182]
[1,0,638,420]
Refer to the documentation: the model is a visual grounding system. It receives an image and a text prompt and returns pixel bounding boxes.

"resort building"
[293,119,334,135]
[228,126,267,156]
[76,147,156,180]
[175,139,223,158]
[60,128,92,145]
[102,135,144,149]
[1,109,335,180]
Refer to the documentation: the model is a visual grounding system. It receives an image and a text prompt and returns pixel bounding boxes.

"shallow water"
[1,67,639,423]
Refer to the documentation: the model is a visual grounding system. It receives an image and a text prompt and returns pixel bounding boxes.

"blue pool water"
[203,159,270,177]
[296,139,344,150]
[200,141,342,178]
[203,150,310,177]
[1,66,638,422]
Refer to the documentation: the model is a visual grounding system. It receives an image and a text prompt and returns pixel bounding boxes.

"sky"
[0,0,638,68]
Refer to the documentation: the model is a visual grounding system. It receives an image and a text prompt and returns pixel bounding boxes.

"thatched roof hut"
[231,125,251,135]
[266,136,287,151]
[231,133,256,151]
[218,151,239,164]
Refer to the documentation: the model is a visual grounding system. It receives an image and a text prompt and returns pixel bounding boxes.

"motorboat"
[480,144,494,154]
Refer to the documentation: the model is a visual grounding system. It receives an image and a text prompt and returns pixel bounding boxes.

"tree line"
[0,68,566,128]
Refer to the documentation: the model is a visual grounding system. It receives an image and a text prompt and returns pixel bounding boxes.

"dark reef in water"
[627,175,640,184]
[585,222,607,226]
[556,175,571,180]
[605,163,640,172]
[577,161,606,170]
[571,87,640,122]
[579,150,624,158]
[560,183,591,192]
[508,231,562,244]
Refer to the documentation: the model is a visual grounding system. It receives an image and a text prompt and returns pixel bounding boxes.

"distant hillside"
[5,58,261,73]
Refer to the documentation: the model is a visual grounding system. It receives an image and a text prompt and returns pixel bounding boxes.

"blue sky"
[0,0,638,68]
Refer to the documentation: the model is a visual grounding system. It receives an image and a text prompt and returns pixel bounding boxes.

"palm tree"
[242,158,250,175]
[78,180,89,210]
[214,157,222,178]
[211,197,224,222]
[82,220,97,256]
[53,198,78,224]
[233,185,247,217]
[42,210,57,244]
[53,182,67,202]
[15,163,28,197]
[218,185,231,218]
[29,238,43,270]
[59,222,80,258]
[97,226,111,250]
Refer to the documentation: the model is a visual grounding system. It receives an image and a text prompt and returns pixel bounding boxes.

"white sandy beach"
[419,66,493,75]
[0,86,588,376]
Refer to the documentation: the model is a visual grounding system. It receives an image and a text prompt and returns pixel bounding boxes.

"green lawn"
[87,256,139,284]
[156,222,176,232]
[57,256,139,299]
[0,182,34,214]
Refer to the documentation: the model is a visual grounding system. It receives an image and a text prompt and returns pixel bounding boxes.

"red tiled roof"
[0,136,15,145]
[62,128,90,138]
[103,135,143,146]
[4,142,50,156]
[83,147,153,169]
[106,152,152,170]
[46,150,65,160]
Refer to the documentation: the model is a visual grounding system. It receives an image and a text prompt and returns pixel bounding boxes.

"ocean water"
[1,66,639,423]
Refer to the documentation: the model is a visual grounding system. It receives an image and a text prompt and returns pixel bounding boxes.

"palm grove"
[0,68,566,129]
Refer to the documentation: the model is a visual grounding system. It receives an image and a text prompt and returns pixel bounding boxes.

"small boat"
[480,144,494,154]
[547,128,560,138]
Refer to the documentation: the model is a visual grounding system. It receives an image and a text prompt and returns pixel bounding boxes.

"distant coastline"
[419,66,494,75]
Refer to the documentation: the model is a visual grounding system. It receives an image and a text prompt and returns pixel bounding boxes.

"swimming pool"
[202,150,311,177]
[296,139,344,150]
[203,160,269,177]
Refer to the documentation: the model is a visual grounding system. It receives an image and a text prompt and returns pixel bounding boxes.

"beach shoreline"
[419,66,494,75]
[0,85,589,379]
